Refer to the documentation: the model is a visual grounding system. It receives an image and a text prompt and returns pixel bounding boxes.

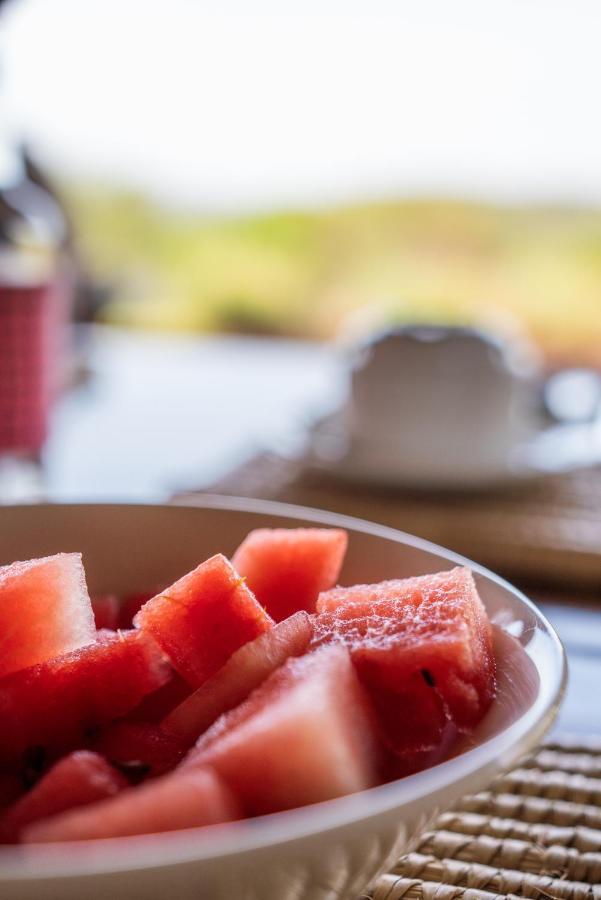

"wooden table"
[36,326,601,736]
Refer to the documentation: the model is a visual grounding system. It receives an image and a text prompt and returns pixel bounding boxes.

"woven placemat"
[364,736,601,900]
[179,453,601,592]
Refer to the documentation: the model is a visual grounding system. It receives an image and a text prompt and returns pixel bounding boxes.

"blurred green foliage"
[65,185,601,367]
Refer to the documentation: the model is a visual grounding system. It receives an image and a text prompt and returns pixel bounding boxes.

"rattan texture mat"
[364,736,601,900]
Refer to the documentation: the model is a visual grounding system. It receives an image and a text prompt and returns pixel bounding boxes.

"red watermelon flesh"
[184,645,380,815]
[163,611,314,746]
[134,554,273,688]
[314,567,495,769]
[232,528,348,621]
[0,630,170,767]
[363,670,460,778]
[23,767,241,842]
[0,751,127,843]
[0,774,23,811]
[0,554,95,679]
[91,721,187,780]
[92,594,120,631]
[127,672,191,723]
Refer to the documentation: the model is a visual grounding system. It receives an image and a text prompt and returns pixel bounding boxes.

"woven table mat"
[179,453,601,592]
[364,736,601,900]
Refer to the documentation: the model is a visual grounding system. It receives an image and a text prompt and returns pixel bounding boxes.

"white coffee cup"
[311,325,544,488]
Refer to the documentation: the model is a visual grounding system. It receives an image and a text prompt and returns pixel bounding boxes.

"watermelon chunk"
[134,554,273,687]
[0,554,95,679]
[92,721,186,780]
[0,751,126,843]
[163,611,314,746]
[232,528,348,621]
[184,645,380,815]
[314,567,495,772]
[23,767,241,842]
[0,630,170,767]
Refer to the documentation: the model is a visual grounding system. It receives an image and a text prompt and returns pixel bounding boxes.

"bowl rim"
[0,496,567,880]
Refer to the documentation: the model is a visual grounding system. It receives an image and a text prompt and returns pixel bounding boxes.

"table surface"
[25,326,601,737]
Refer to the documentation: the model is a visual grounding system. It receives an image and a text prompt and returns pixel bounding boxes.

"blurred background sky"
[2,0,601,369]
[3,0,601,211]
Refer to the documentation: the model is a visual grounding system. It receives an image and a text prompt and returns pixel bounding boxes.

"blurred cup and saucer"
[306,323,601,491]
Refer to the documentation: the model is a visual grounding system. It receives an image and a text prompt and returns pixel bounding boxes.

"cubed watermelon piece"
[232,528,348,621]
[0,751,127,843]
[163,611,314,746]
[134,554,273,687]
[92,594,120,631]
[184,645,380,815]
[0,630,170,767]
[0,554,95,679]
[92,721,187,780]
[314,567,496,771]
[23,767,241,842]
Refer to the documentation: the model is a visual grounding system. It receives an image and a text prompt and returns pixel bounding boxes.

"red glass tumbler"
[0,278,67,456]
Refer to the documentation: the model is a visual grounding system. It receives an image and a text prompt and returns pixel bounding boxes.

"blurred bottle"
[0,129,70,473]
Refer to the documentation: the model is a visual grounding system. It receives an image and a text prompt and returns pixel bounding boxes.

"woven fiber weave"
[364,736,601,900]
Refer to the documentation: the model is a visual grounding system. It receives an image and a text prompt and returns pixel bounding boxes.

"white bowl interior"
[0,498,565,885]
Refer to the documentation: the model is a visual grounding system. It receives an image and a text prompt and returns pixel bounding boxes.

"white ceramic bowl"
[0,499,566,900]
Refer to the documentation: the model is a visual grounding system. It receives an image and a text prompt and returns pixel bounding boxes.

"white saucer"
[305,413,601,490]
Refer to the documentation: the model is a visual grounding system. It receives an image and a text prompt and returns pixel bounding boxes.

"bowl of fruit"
[0,498,565,900]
